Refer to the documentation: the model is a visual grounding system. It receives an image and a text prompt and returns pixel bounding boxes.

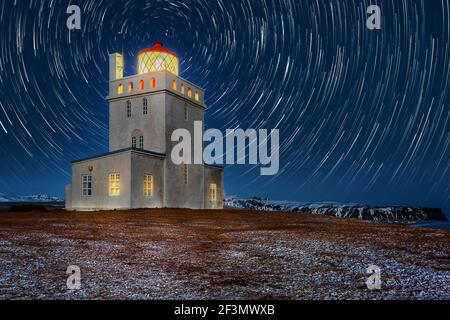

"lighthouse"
[65,41,224,211]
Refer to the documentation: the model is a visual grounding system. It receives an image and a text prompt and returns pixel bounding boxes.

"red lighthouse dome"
[138,41,179,75]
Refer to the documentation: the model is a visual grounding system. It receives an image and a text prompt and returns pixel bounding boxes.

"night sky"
[0,0,449,213]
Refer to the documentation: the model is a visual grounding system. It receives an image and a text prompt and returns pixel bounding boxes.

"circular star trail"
[0,0,449,212]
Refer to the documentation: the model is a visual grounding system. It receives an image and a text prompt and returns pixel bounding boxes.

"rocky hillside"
[225,198,448,224]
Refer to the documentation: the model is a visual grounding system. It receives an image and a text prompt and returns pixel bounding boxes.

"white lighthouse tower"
[65,41,224,211]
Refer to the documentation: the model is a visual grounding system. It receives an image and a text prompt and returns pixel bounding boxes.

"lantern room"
[138,41,179,76]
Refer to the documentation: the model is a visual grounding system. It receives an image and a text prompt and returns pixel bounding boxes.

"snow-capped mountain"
[225,197,448,224]
[0,193,63,203]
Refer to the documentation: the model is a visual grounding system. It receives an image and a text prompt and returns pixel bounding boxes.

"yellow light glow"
[116,54,124,79]
[138,51,179,76]
[209,183,217,202]
[143,174,153,196]
[109,173,120,196]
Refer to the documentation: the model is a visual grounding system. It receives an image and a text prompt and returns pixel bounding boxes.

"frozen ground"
[0,209,448,300]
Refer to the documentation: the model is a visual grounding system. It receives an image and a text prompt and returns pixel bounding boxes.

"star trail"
[0,0,449,213]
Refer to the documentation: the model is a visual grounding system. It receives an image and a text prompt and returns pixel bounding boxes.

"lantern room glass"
[138,51,179,76]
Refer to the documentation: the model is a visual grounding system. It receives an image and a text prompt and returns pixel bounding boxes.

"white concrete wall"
[108,71,205,156]
[70,152,132,210]
[107,67,210,209]
[163,94,206,208]
[109,93,166,153]
[130,152,165,208]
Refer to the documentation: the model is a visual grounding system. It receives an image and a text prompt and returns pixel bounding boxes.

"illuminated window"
[127,101,131,118]
[143,98,148,115]
[140,80,145,90]
[128,82,133,93]
[82,175,92,197]
[183,164,188,185]
[139,136,144,149]
[151,77,156,88]
[184,103,188,121]
[209,183,217,202]
[131,136,137,148]
[181,84,185,94]
[172,80,177,90]
[188,88,192,98]
[109,173,120,197]
[143,174,153,196]
[118,83,123,94]
[195,91,199,102]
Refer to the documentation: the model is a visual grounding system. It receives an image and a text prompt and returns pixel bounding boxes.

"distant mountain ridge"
[1,194,447,224]
[0,194,63,203]
[225,197,448,224]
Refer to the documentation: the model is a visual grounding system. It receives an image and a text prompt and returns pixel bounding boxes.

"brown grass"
[0,208,448,300]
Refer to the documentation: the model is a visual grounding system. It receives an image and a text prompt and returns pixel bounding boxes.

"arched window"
[140,80,145,90]
[143,98,148,115]
[187,88,192,98]
[131,137,137,149]
[151,77,156,88]
[195,91,199,102]
[128,82,134,93]
[139,136,144,149]
[172,80,177,90]
[181,84,185,94]
[118,83,123,94]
